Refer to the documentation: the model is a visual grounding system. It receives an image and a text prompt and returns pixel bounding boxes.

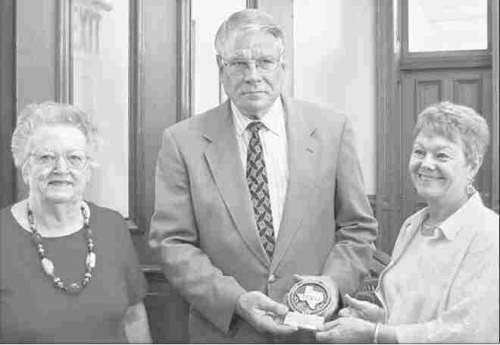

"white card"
[283,311,324,331]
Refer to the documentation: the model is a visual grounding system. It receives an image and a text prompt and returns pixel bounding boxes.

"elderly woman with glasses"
[0,102,151,343]
[315,102,499,343]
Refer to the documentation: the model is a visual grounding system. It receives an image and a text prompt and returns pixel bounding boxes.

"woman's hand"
[337,294,385,322]
[316,317,376,343]
[123,301,152,343]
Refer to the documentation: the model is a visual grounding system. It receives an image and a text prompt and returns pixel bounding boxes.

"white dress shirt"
[231,99,289,237]
[375,193,499,343]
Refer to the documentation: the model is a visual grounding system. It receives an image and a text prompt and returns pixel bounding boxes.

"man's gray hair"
[214,9,285,58]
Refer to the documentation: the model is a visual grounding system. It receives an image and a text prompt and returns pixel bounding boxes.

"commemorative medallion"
[283,280,333,330]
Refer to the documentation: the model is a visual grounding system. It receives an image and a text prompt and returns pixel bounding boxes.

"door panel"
[454,78,483,110]
[416,79,443,115]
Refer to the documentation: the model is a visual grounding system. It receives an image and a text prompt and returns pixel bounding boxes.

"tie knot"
[247,121,265,133]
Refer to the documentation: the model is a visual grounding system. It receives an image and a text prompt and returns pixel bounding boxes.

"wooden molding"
[0,0,17,208]
[375,0,403,255]
[491,0,499,212]
[129,0,148,234]
[400,53,491,70]
[56,0,72,103]
[177,0,192,121]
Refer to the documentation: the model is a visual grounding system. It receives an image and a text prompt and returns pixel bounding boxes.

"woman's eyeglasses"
[29,150,90,170]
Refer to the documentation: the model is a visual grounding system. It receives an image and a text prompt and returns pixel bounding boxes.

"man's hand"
[337,294,385,322]
[236,291,298,335]
[292,274,339,320]
[315,317,376,343]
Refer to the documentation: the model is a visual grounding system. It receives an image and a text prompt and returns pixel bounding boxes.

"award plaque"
[283,280,332,330]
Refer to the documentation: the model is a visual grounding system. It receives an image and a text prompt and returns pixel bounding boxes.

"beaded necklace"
[27,203,96,295]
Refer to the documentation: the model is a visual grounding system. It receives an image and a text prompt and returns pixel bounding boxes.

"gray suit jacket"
[149,96,378,343]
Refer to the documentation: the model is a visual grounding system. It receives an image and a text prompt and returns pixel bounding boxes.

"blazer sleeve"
[321,118,378,297]
[148,129,246,334]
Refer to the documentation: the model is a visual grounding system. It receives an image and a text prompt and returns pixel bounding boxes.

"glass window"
[72,0,129,216]
[192,0,246,114]
[408,0,488,52]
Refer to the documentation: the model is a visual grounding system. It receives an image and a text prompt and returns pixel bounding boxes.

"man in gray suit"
[149,9,378,343]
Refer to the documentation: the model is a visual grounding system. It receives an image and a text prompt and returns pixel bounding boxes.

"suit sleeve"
[148,129,246,334]
[322,118,378,297]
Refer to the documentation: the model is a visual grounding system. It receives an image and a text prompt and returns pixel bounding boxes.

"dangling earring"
[466,180,476,197]
[21,162,30,185]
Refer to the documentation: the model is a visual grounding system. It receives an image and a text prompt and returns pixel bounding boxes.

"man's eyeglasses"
[221,56,282,76]
[29,150,90,170]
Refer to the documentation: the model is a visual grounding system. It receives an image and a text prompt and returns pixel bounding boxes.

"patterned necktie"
[246,121,275,259]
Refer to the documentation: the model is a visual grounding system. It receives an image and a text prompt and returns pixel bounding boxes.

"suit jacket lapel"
[203,102,271,267]
[271,96,317,273]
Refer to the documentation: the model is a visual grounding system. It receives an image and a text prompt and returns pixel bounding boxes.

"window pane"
[72,0,129,216]
[192,0,246,114]
[408,0,487,52]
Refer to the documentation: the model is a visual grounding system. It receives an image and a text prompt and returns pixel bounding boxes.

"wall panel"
[0,0,16,208]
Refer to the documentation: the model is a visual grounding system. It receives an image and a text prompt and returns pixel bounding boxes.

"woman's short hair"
[11,101,100,168]
[214,9,285,58]
[413,101,490,166]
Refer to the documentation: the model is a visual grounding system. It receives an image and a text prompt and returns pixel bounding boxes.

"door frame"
[375,0,403,254]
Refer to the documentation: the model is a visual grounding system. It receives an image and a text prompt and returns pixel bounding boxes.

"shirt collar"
[231,98,285,137]
[423,193,484,240]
